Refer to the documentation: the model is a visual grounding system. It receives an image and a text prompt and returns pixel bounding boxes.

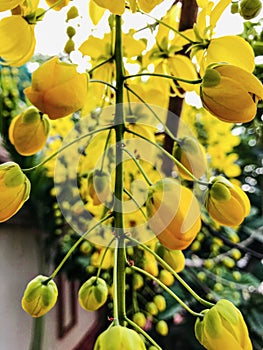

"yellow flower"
[78,276,108,311]
[0,162,31,222]
[0,0,22,11]
[200,64,263,123]
[195,299,252,350]
[199,36,255,74]
[45,0,70,11]
[205,176,250,226]
[9,106,50,156]
[21,275,58,318]
[137,0,163,12]
[0,15,35,67]
[24,57,88,119]
[94,325,147,350]
[146,178,201,250]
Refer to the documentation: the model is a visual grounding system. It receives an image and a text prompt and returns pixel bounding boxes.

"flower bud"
[231,1,239,13]
[24,56,88,119]
[239,0,262,19]
[173,136,207,180]
[87,170,112,206]
[146,302,159,316]
[0,162,31,222]
[146,178,201,250]
[66,5,79,21]
[133,312,147,328]
[153,295,166,312]
[158,270,174,286]
[78,276,108,311]
[156,320,169,336]
[195,299,252,350]
[21,275,58,318]
[133,273,144,290]
[201,64,263,123]
[156,244,185,273]
[205,176,250,226]
[9,107,50,156]
[94,326,147,350]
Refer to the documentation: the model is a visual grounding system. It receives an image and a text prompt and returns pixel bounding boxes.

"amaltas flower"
[24,57,88,119]
[9,106,50,156]
[94,325,146,350]
[21,275,58,318]
[78,276,108,311]
[0,15,36,66]
[146,178,201,250]
[205,176,250,226]
[195,299,252,350]
[200,64,263,123]
[0,162,31,222]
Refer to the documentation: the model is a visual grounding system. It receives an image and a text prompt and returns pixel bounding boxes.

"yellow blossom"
[0,15,35,67]
[200,64,263,123]
[146,178,201,250]
[195,299,252,350]
[205,176,250,226]
[24,57,88,119]
[9,106,50,156]
[0,162,31,222]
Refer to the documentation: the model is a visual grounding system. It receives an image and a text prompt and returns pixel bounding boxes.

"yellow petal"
[0,0,23,11]
[88,0,106,24]
[93,0,125,15]
[0,16,35,67]
[137,0,163,12]
[45,0,70,10]
[210,0,232,29]
[201,36,255,73]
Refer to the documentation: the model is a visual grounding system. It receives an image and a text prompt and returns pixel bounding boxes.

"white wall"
[0,210,96,350]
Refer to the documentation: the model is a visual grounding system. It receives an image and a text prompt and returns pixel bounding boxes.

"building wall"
[0,212,96,350]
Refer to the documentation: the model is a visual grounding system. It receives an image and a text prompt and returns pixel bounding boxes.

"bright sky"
[35,0,246,56]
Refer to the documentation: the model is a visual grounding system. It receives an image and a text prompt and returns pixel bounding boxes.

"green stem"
[125,316,162,350]
[124,84,180,143]
[49,214,112,280]
[130,265,204,317]
[112,14,126,327]
[123,188,148,220]
[127,236,214,308]
[124,72,202,85]
[122,147,153,186]
[90,79,117,91]
[140,10,196,44]
[126,127,209,185]
[96,237,116,279]
[22,125,113,173]
[88,57,114,75]
[100,128,113,172]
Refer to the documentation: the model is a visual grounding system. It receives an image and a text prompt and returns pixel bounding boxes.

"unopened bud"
[239,0,262,19]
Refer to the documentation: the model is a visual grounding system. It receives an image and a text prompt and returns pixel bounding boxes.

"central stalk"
[113,14,126,326]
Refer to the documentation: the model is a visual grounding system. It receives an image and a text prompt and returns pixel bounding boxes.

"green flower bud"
[231,1,239,13]
[21,275,58,318]
[239,0,262,19]
[64,39,75,54]
[153,295,166,312]
[66,6,79,21]
[133,273,144,290]
[202,68,221,87]
[146,302,159,316]
[78,276,108,311]
[132,312,147,328]
[94,326,146,350]
[156,320,169,336]
[66,26,76,38]
[194,299,252,350]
